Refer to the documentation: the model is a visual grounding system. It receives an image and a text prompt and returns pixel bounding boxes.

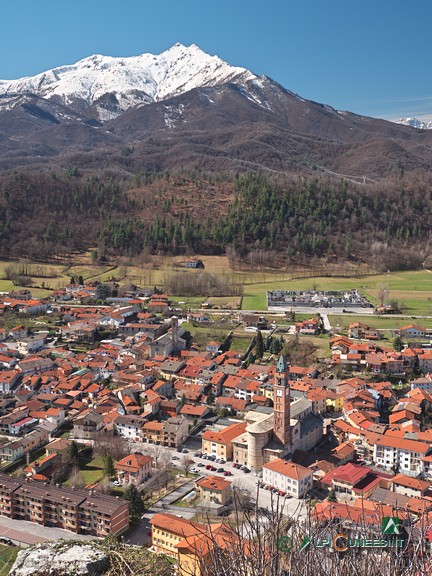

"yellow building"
[260,382,274,401]
[150,512,207,558]
[325,390,344,412]
[201,421,246,459]
[151,512,238,576]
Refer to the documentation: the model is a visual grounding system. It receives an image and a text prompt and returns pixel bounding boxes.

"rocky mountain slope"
[1,44,432,179]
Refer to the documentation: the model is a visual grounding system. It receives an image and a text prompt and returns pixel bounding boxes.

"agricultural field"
[1,252,431,319]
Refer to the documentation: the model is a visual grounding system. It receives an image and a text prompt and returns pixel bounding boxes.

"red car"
[232,462,239,468]
[209,465,217,471]
[205,464,213,470]
[223,471,233,476]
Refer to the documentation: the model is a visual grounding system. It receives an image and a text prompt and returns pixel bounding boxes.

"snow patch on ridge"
[0,43,257,121]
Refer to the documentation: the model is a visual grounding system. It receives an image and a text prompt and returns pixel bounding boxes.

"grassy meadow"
[1,253,431,323]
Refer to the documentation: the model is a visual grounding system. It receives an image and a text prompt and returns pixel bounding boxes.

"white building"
[372,435,430,477]
[17,335,45,355]
[262,458,313,498]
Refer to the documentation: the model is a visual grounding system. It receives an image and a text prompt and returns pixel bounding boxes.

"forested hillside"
[0,169,430,271]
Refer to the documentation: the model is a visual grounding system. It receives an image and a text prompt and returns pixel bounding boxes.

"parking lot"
[167,447,308,519]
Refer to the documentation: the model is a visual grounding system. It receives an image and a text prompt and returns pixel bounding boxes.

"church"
[232,355,323,470]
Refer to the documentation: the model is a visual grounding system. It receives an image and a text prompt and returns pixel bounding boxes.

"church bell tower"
[273,354,291,448]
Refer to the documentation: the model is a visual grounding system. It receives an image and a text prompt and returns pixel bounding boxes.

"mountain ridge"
[1,44,432,179]
[0,43,257,119]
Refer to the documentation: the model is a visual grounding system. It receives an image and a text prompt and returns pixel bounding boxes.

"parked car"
[243,468,251,473]
[171,455,179,460]
[197,462,205,467]
[232,462,239,468]
[216,467,224,473]
[209,465,217,471]
[176,447,183,453]
[194,452,202,457]
[223,471,233,476]
[182,448,188,453]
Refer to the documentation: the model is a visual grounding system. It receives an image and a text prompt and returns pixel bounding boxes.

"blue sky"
[1,0,431,121]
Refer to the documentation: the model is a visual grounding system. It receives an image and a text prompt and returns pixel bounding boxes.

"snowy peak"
[397,117,432,130]
[0,44,257,118]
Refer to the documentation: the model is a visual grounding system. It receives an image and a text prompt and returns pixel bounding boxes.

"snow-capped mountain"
[397,117,432,130]
[0,43,256,119]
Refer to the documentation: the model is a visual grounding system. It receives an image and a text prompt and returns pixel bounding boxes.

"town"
[0,276,432,574]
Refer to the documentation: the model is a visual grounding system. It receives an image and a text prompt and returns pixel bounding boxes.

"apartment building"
[202,421,247,460]
[371,435,430,477]
[262,458,313,498]
[0,474,129,537]
[150,512,207,558]
[78,492,129,537]
[141,417,188,448]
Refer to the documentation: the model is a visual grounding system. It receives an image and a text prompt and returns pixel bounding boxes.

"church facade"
[232,355,323,470]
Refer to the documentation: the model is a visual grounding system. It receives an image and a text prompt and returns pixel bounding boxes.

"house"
[348,322,370,339]
[115,415,147,441]
[9,326,28,340]
[45,438,75,462]
[115,453,153,485]
[400,324,427,339]
[16,335,45,355]
[262,458,313,498]
[195,475,231,506]
[179,404,211,420]
[206,341,221,354]
[239,313,267,330]
[185,258,204,269]
[73,410,104,439]
[320,462,391,499]
[390,473,430,498]
[0,371,21,393]
[295,319,319,335]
